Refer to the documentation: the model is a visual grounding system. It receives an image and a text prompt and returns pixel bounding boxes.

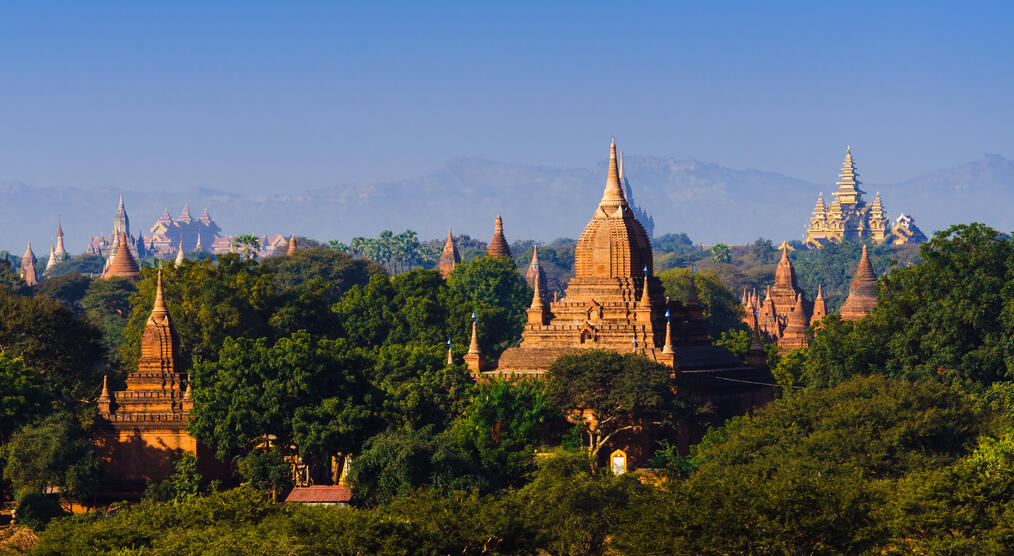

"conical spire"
[287,235,297,256]
[662,312,675,355]
[599,139,628,212]
[174,243,185,266]
[639,271,653,308]
[194,232,203,252]
[832,145,865,204]
[487,215,512,258]
[468,320,481,355]
[54,216,68,261]
[439,227,461,278]
[812,284,827,323]
[20,242,38,286]
[104,231,140,281]
[447,343,454,366]
[97,374,113,414]
[178,204,193,223]
[45,242,58,273]
[464,319,485,376]
[118,192,125,210]
[153,268,167,315]
[840,245,878,320]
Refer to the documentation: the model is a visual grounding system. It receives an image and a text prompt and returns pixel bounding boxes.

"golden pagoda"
[805,147,891,247]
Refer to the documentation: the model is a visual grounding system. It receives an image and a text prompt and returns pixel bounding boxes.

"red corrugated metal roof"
[284,485,353,503]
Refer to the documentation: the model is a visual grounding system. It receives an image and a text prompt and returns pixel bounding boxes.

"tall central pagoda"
[491,141,773,417]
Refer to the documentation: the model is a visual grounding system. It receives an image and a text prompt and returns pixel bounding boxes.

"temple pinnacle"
[599,139,628,211]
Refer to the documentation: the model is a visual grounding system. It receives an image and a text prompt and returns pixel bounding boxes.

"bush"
[13,494,67,531]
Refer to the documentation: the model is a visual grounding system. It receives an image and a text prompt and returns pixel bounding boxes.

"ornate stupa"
[487,215,512,259]
[439,227,460,278]
[20,242,38,286]
[94,269,221,500]
[839,245,878,320]
[805,147,898,248]
[103,232,140,281]
[286,235,297,256]
[489,139,773,411]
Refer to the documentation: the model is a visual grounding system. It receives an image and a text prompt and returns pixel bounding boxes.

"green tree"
[232,234,261,260]
[259,246,383,297]
[444,256,531,356]
[3,412,99,501]
[189,332,383,476]
[80,276,136,358]
[749,237,777,263]
[349,426,489,506]
[449,379,557,487]
[0,353,51,443]
[0,286,104,402]
[33,273,92,310]
[119,258,277,371]
[544,351,684,466]
[710,243,731,263]
[658,268,746,338]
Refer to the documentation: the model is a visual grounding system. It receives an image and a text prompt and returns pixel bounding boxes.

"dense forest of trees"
[5,223,1014,553]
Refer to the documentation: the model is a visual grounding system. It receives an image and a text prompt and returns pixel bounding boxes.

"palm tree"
[233,234,261,260]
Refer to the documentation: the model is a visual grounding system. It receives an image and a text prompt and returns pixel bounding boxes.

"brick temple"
[93,270,222,500]
[469,140,775,419]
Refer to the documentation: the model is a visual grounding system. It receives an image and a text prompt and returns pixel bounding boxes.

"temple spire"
[104,232,140,281]
[840,245,878,320]
[46,242,59,273]
[487,215,512,258]
[662,312,675,355]
[464,319,485,376]
[174,243,185,266]
[599,139,628,212]
[153,268,167,315]
[20,242,38,286]
[439,227,461,278]
[54,216,68,261]
[287,235,297,256]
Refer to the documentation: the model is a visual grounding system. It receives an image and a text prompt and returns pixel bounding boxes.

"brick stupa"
[487,215,512,259]
[839,245,878,320]
[744,243,816,352]
[104,232,140,281]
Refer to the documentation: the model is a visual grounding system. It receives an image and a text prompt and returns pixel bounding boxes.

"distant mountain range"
[3,153,1013,254]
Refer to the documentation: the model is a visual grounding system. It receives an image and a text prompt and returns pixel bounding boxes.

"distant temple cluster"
[741,243,878,352]
[13,194,298,287]
[805,147,926,248]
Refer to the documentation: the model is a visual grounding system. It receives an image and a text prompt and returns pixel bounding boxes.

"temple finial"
[599,139,628,211]
[153,267,167,313]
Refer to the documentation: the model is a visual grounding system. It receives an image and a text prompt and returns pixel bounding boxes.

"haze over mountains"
[3,153,1013,254]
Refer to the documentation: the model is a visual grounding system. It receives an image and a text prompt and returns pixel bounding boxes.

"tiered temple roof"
[805,147,898,247]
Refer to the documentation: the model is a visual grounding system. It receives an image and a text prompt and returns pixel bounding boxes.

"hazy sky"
[1,2,1012,194]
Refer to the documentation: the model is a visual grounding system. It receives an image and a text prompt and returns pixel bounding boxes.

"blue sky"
[1,1,1012,193]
